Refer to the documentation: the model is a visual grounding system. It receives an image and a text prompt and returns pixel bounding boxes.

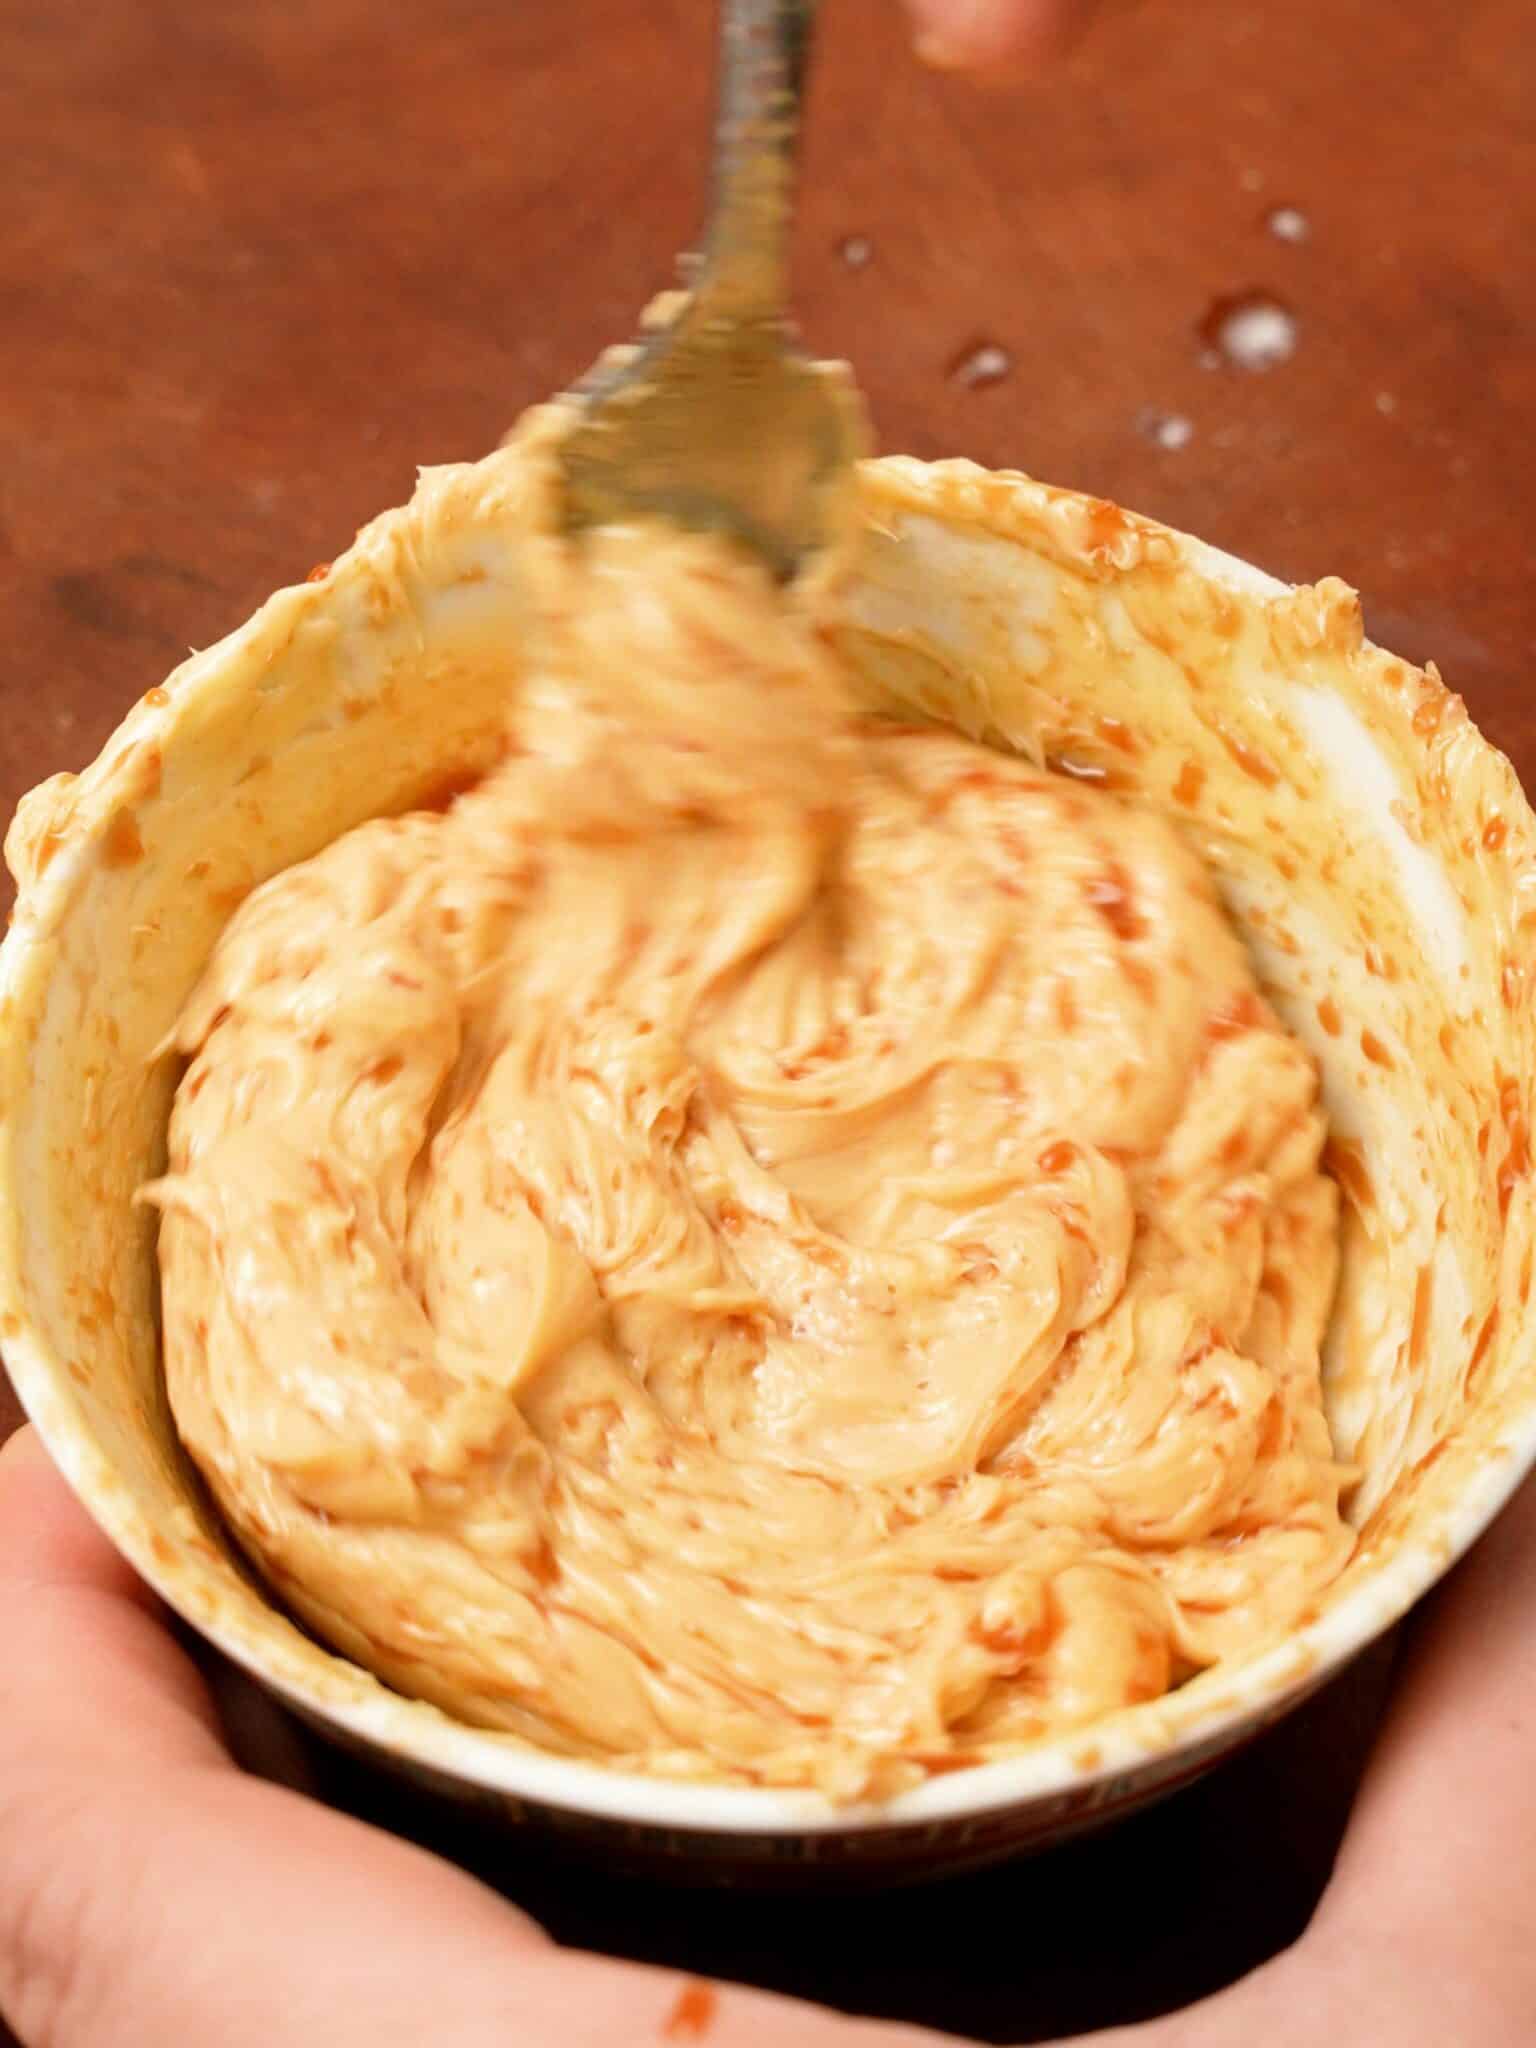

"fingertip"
[0,1418,45,1474]
[1319,1476,1536,1956]
[0,1423,228,1775]
[908,0,1086,71]
[0,1423,154,1608]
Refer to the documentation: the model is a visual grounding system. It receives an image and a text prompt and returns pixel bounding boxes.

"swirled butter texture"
[149,423,1352,1796]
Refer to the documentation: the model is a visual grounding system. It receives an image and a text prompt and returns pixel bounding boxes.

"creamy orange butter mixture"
[149,423,1353,1796]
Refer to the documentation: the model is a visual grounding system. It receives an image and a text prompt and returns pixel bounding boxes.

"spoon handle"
[698,0,820,321]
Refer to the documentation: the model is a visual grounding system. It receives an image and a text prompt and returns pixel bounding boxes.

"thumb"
[0,1422,226,1768]
[1319,1475,1536,1976]
[0,1426,547,2047]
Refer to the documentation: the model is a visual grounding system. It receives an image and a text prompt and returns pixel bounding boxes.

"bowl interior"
[4,446,1535,1833]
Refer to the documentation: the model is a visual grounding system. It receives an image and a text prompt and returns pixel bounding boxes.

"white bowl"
[4,449,1533,1881]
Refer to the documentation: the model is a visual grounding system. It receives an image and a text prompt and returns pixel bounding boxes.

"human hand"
[899,0,1097,69]
[1,1422,1533,2047]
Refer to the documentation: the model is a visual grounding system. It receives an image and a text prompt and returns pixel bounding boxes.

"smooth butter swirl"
[151,466,1352,1797]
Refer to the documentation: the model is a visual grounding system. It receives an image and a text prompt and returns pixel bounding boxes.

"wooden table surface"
[2,0,1532,2036]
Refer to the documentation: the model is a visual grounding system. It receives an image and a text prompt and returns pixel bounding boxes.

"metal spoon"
[558,0,867,583]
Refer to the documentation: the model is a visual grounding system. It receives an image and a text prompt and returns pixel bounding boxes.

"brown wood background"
[1,0,1531,2037]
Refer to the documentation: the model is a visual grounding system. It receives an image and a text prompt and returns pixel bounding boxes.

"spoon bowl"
[559,0,866,581]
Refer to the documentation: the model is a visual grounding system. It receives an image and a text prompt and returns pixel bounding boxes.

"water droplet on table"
[1136,408,1194,451]
[1264,204,1311,243]
[838,233,873,270]
[948,340,1012,389]
[1375,391,1398,415]
[1197,291,1297,371]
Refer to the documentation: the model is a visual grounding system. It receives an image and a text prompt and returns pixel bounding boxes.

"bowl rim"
[4,464,1534,1839]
